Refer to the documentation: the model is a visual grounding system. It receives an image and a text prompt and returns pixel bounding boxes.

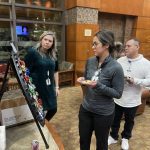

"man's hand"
[126,76,134,84]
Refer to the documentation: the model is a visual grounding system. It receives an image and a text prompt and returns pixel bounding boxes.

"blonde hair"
[37,31,57,60]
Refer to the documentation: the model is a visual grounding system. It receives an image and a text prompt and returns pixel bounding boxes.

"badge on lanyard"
[91,68,101,81]
[46,70,51,85]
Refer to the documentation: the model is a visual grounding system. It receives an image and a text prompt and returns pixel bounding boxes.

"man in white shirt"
[108,38,150,150]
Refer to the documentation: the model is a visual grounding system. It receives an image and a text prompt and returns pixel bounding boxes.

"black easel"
[0,43,49,149]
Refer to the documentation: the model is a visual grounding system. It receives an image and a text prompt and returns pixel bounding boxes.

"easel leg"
[34,118,49,149]
[0,60,10,102]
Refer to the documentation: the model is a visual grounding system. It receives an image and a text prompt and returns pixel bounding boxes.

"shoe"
[121,138,129,150]
[108,135,118,145]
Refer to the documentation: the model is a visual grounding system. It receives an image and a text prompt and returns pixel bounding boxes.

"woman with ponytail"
[77,30,124,150]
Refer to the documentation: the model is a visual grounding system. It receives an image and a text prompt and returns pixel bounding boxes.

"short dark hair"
[95,30,115,54]
[126,38,140,46]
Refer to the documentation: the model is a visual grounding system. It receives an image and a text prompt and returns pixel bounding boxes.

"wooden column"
[66,24,99,73]
[65,0,100,83]
[134,0,150,59]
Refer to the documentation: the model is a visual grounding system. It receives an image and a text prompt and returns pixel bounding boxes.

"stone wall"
[65,7,98,25]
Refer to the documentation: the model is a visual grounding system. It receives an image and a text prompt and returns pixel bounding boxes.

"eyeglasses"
[92,42,101,48]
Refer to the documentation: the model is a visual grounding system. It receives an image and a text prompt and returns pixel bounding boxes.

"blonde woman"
[25,31,59,121]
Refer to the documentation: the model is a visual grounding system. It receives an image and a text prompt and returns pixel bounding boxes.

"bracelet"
[55,86,59,89]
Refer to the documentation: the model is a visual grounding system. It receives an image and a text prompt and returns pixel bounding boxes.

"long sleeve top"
[24,48,58,110]
[82,55,124,115]
[115,55,150,107]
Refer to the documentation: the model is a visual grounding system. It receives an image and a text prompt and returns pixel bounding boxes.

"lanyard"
[46,70,51,85]
[91,65,102,81]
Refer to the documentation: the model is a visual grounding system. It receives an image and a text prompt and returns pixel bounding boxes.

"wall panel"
[65,0,100,9]
[143,0,150,17]
[66,42,76,61]
[100,0,144,16]
[76,42,92,60]
[135,29,150,43]
[136,17,150,29]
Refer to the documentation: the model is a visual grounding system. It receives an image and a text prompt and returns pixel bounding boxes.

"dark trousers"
[110,104,138,140]
[45,108,57,121]
[79,105,114,150]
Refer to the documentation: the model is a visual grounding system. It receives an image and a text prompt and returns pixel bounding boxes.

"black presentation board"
[0,43,49,149]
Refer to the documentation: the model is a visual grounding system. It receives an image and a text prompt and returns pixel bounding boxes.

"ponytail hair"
[95,30,115,54]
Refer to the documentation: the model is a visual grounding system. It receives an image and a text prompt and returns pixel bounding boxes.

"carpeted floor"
[6,122,59,150]
[51,86,83,150]
[51,86,150,150]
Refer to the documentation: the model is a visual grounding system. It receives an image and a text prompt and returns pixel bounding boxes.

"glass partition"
[0,0,10,2]
[16,23,62,60]
[15,0,62,8]
[0,6,10,19]
[0,0,65,62]
[0,21,11,62]
[15,7,62,22]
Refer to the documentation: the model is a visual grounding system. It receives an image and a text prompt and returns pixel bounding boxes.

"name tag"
[46,78,51,85]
